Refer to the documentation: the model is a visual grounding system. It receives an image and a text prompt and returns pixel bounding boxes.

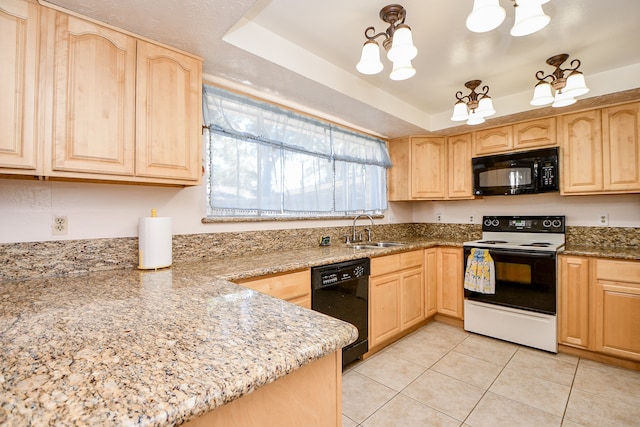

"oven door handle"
[486,249,556,259]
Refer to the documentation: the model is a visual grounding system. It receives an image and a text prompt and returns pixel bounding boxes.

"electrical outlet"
[52,215,68,235]
[598,213,609,226]
[436,213,443,223]
[469,215,474,224]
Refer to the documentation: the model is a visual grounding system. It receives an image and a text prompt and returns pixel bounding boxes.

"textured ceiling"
[42,0,640,138]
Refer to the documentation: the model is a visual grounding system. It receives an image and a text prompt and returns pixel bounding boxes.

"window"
[202,85,391,217]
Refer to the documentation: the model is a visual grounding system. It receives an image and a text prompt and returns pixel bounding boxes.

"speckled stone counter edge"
[1,223,637,281]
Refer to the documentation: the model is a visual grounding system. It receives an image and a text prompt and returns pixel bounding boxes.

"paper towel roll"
[138,216,172,269]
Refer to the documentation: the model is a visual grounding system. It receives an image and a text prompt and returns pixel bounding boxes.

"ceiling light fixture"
[466,0,551,37]
[530,53,590,108]
[451,80,496,125]
[356,4,417,81]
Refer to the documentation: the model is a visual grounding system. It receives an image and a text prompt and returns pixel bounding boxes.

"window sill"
[201,214,385,224]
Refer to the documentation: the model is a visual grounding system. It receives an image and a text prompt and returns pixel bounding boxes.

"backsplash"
[0,224,635,282]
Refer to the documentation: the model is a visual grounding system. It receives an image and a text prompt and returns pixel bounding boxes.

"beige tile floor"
[342,321,640,427]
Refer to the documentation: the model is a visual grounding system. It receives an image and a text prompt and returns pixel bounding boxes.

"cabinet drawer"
[596,259,640,283]
[236,269,310,302]
[371,250,423,276]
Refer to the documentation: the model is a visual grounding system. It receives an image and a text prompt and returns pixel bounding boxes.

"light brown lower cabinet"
[183,350,341,427]
[593,259,640,361]
[234,269,311,308]
[369,250,424,348]
[559,255,640,363]
[424,248,438,318]
[558,256,590,348]
[436,247,464,320]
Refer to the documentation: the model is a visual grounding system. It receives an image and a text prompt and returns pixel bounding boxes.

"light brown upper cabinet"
[473,118,556,156]
[387,136,445,200]
[560,102,640,195]
[0,0,40,175]
[474,125,513,155]
[411,137,447,199]
[387,135,473,201]
[51,13,137,176]
[602,103,640,192]
[0,3,203,185]
[447,133,473,199]
[135,41,202,182]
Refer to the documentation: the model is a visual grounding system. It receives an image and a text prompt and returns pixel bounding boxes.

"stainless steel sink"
[349,241,405,250]
[368,241,405,247]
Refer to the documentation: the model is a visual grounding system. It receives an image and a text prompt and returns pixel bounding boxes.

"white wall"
[411,193,640,227]
[0,178,408,244]
[1,176,637,244]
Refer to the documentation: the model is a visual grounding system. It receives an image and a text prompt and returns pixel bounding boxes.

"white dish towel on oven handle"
[464,248,496,294]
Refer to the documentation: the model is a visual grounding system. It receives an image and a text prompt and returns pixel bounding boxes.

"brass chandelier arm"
[455,91,467,102]
[455,82,490,103]
[364,26,389,42]
[535,55,583,83]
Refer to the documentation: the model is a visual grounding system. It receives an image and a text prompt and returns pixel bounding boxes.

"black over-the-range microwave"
[472,147,559,196]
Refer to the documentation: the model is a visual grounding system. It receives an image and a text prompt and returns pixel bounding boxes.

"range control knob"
[491,219,500,227]
[543,219,552,228]
[484,219,493,227]
[552,219,562,228]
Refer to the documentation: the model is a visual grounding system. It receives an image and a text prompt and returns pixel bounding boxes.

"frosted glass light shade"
[564,71,590,97]
[467,109,486,125]
[477,97,496,117]
[530,81,554,106]
[356,40,383,75]
[552,89,576,108]
[387,25,417,62]
[466,0,506,33]
[510,1,550,36]
[451,101,469,121]
[389,59,416,81]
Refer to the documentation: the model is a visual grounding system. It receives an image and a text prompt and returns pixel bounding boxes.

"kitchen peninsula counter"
[0,264,358,426]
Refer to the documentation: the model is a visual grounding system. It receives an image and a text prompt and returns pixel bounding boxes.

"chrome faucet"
[352,214,375,243]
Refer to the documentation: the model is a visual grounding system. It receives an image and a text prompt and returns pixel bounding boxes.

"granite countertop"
[2,236,635,426]
[0,265,357,426]
[561,244,639,261]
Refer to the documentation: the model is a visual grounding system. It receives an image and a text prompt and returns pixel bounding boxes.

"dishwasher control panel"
[311,258,370,290]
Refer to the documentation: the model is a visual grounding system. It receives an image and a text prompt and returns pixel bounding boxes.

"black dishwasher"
[311,258,370,368]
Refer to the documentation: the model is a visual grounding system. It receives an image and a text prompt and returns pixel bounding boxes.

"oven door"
[464,247,557,315]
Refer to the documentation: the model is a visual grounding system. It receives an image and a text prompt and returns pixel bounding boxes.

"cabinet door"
[387,138,411,201]
[558,256,590,348]
[400,266,424,330]
[411,137,446,199]
[447,133,473,199]
[0,0,39,172]
[592,259,640,361]
[474,125,513,155]
[602,103,640,192]
[593,280,640,361]
[424,248,438,318]
[514,118,557,150]
[559,110,603,194]
[235,270,311,309]
[437,247,464,319]
[369,273,401,348]
[135,40,202,182]
[52,13,136,175]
